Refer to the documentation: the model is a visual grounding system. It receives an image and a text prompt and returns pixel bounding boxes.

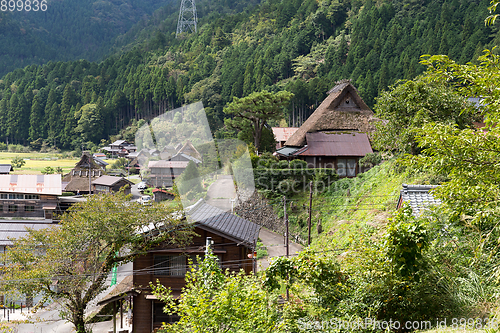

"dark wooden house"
[132,200,260,332]
[92,176,134,195]
[152,188,175,202]
[63,152,108,194]
[276,81,377,177]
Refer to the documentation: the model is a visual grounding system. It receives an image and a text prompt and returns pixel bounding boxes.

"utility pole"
[308,181,313,246]
[283,196,289,301]
[176,0,198,38]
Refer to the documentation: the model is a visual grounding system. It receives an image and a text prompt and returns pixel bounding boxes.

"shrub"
[11,156,25,168]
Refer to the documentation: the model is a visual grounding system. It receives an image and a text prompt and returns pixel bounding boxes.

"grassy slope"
[277,159,438,250]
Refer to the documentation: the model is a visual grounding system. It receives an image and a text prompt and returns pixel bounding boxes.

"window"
[337,159,357,177]
[25,194,40,200]
[25,206,35,212]
[8,205,17,212]
[0,194,7,199]
[154,255,187,276]
[337,159,346,177]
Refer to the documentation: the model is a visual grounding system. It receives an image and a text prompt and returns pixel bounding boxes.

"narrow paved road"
[257,227,303,271]
[206,175,236,212]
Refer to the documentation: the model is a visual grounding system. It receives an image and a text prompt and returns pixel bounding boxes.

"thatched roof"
[285,81,376,147]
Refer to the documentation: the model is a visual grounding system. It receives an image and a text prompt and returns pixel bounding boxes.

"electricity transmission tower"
[176,0,198,38]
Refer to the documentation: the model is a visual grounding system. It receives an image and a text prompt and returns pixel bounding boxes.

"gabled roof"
[110,140,130,146]
[92,175,133,187]
[397,184,442,217]
[297,132,373,156]
[285,81,375,147]
[0,164,13,173]
[75,152,108,169]
[170,153,202,164]
[178,140,202,161]
[186,199,260,248]
[272,127,299,142]
[0,174,62,195]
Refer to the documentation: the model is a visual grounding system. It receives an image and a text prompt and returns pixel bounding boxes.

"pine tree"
[29,94,43,142]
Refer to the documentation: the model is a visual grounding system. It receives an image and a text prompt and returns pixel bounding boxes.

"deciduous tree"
[1,192,192,333]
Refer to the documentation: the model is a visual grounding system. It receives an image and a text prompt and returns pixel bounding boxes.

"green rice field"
[0,152,79,174]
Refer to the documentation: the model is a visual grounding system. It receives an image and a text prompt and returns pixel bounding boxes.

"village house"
[97,200,260,332]
[0,174,62,219]
[92,175,134,195]
[275,80,377,177]
[146,143,202,187]
[63,152,108,195]
[272,127,298,149]
[130,199,260,331]
[152,188,175,202]
[101,140,137,158]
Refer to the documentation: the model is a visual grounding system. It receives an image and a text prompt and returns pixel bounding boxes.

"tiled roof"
[186,199,261,248]
[398,184,442,217]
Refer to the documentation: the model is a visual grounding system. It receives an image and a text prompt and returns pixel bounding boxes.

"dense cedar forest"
[0,0,497,151]
[0,0,177,77]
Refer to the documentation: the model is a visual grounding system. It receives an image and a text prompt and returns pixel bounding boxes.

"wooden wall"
[132,226,254,332]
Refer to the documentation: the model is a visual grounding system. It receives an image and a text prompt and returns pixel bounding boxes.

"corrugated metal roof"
[0,174,62,195]
[148,160,189,168]
[399,184,442,217]
[272,127,299,142]
[186,199,261,248]
[298,132,373,156]
[275,146,301,157]
[0,221,56,246]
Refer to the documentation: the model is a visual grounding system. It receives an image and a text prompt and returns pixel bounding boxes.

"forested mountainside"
[0,0,497,151]
[0,0,177,77]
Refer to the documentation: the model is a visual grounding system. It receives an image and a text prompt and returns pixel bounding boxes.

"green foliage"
[110,158,128,170]
[176,160,204,201]
[408,50,500,229]
[265,249,347,309]
[41,166,55,174]
[358,152,382,169]
[1,191,192,333]
[0,0,497,150]
[385,204,428,279]
[151,250,280,333]
[10,156,25,168]
[373,77,476,154]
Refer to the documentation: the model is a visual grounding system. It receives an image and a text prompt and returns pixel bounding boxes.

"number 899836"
[1,0,47,12]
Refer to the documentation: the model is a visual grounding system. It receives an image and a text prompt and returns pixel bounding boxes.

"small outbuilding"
[92,176,134,195]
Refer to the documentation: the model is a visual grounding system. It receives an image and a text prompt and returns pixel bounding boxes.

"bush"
[11,156,25,168]
[358,152,382,169]
[289,159,307,169]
